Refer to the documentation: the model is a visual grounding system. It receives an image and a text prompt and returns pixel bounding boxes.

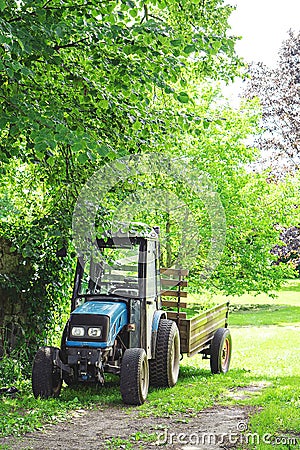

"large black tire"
[149,319,180,388]
[32,346,62,399]
[120,348,149,406]
[210,328,232,374]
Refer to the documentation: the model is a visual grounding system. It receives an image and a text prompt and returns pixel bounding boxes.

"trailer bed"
[160,268,230,357]
[167,302,229,356]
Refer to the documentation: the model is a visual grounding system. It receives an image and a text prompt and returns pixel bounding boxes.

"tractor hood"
[72,301,127,319]
[66,301,128,348]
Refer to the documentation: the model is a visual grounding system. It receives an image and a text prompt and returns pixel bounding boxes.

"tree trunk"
[165,212,173,268]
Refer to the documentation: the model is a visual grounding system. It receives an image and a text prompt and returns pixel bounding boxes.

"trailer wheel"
[120,348,149,405]
[210,328,232,374]
[32,346,62,399]
[149,319,180,388]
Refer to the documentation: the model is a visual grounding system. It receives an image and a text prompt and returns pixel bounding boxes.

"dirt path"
[0,402,254,450]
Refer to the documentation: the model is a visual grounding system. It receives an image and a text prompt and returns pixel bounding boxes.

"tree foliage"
[85,90,296,295]
[0,0,240,174]
[0,0,243,237]
[243,30,300,275]
[0,1,296,356]
[243,30,300,178]
[272,226,300,275]
[0,0,244,353]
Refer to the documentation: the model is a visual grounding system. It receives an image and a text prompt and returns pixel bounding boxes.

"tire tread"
[210,328,232,374]
[149,319,180,388]
[120,348,149,405]
[32,346,62,399]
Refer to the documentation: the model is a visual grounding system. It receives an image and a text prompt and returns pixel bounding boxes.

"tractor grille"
[68,314,109,342]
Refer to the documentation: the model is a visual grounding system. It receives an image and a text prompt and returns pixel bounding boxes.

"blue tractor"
[32,227,180,405]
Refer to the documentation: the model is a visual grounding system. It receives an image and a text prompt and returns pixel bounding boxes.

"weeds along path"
[0,403,254,450]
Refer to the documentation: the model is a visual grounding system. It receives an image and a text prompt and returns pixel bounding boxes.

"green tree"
[0,0,242,243]
[1,1,295,360]
[242,30,300,280]
[0,0,240,176]
[0,0,242,354]
[83,88,297,295]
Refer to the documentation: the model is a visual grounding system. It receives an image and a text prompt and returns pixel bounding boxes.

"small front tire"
[120,348,149,406]
[32,346,62,399]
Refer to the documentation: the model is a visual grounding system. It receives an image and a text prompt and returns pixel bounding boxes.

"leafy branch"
[53,37,89,51]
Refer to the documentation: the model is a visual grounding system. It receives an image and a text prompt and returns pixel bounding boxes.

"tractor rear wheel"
[149,318,180,388]
[120,348,149,405]
[32,346,62,399]
[210,328,232,374]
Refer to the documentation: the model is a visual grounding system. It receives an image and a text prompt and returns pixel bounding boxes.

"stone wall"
[0,238,28,356]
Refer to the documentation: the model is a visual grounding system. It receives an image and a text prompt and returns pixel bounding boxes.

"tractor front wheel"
[120,348,149,405]
[32,346,62,399]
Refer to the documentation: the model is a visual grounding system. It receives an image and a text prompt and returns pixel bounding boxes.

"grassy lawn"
[230,285,300,449]
[0,280,299,449]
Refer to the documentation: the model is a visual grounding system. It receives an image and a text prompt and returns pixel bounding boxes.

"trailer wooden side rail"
[176,302,229,356]
[160,268,230,357]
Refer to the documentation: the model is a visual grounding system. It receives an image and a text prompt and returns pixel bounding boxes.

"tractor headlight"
[71,326,85,337]
[88,327,102,337]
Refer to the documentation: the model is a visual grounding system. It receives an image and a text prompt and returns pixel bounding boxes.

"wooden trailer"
[160,268,231,373]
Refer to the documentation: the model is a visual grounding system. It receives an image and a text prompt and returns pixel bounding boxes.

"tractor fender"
[151,310,167,359]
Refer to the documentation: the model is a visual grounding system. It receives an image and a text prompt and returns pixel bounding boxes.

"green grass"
[0,279,300,449]
[104,432,158,450]
[143,280,300,448]
[218,280,300,449]
[229,304,300,326]
[246,378,300,449]
[188,278,300,307]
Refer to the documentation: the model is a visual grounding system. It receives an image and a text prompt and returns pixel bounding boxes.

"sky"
[223,0,300,103]
[228,0,300,66]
